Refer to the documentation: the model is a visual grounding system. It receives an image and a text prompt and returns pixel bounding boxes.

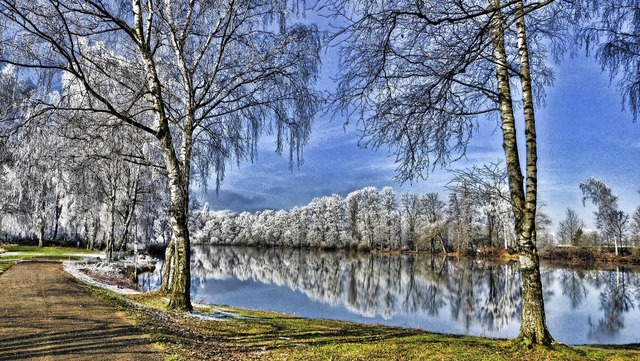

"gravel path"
[0,261,163,360]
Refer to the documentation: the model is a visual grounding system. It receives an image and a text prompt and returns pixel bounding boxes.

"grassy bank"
[1,251,638,360]
[0,244,99,255]
[0,245,100,275]
[84,288,639,361]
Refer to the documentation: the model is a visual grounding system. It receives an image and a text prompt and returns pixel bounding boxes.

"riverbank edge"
[538,246,640,267]
[66,265,639,360]
[2,247,639,360]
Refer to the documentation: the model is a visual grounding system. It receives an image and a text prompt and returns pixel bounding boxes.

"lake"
[139,245,640,345]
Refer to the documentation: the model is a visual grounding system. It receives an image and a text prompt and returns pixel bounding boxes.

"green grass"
[0,245,100,268]
[0,259,15,275]
[102,292,639,361]
[2,245,99,255]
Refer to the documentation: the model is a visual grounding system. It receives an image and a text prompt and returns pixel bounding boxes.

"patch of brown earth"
[0,261,163,360]
[79,268,139,291]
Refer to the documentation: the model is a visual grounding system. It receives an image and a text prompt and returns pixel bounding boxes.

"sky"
[203,51,640,233]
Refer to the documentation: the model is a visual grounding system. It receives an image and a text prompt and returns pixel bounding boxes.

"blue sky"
[204,52,640,232]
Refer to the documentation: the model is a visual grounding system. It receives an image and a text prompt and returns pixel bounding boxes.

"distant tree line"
[192,177,640,256]
[191,163,548,254]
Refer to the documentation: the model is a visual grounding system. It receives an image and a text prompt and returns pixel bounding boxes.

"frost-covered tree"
[56,110,164,260]
[0,0,321,310]
[379,187,401,250]
[447,186,481,255]
[305,198,327,247]
[346,190,363,247]
[400,192,421,251]
[285,207,306,247]
[235,212,256,247]
[361,187,381,250]
[417,193,448,253]
[580,178,628,255]
[2,117,67,247]
[449,163,514,250]
[325,195,348,248]
[0,64,34,136]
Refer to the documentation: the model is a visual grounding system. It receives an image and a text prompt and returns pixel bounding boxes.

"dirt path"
[0,261,163,361]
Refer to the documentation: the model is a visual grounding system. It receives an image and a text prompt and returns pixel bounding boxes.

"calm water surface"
[139,245,640,345]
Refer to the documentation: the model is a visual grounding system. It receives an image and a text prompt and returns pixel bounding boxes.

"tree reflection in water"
[588,267,635,341]
[189,245,521,333]
[138,245,640,344]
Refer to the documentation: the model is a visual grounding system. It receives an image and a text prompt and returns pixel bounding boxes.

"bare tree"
[321,0,564,345]
[576,0,640,118]
[0,0,321,310]
[557,209,586,246]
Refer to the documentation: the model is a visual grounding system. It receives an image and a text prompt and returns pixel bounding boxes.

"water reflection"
[588,268,636,341]
[139,245,640,344]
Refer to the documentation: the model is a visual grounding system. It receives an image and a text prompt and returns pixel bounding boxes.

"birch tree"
[322,0,562,345]
[0,0,321,311]
[580,178,627,255]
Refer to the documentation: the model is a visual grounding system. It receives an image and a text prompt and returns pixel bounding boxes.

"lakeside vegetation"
[94,285,638,361]
[539,246,640,267]
[1,247,640,359]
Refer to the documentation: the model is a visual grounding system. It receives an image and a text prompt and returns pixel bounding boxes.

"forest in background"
[192,182,640,256]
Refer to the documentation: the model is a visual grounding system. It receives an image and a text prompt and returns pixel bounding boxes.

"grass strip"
[2,245,99,255]
[84,287,640,361]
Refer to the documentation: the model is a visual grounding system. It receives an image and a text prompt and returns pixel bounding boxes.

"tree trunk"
[514,0,553,345]
[116,178,139,252]
[116,203,135,252]
[166,181,191,311]
[156,115,192,310]
[51,193,62,242]
[38,223,44,248]
[90,217,98,251]
[160,239,175,293]
[133,0,192,310]
[38,196,46,248]
[518,243,552,345]
[107,189,116,263]
[491,0,553,346]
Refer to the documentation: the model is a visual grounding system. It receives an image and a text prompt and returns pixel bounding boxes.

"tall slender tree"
[580,177,627,255]
[322,0,564,345]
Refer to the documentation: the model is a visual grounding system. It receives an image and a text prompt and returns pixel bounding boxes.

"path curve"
[0,261,163,360]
